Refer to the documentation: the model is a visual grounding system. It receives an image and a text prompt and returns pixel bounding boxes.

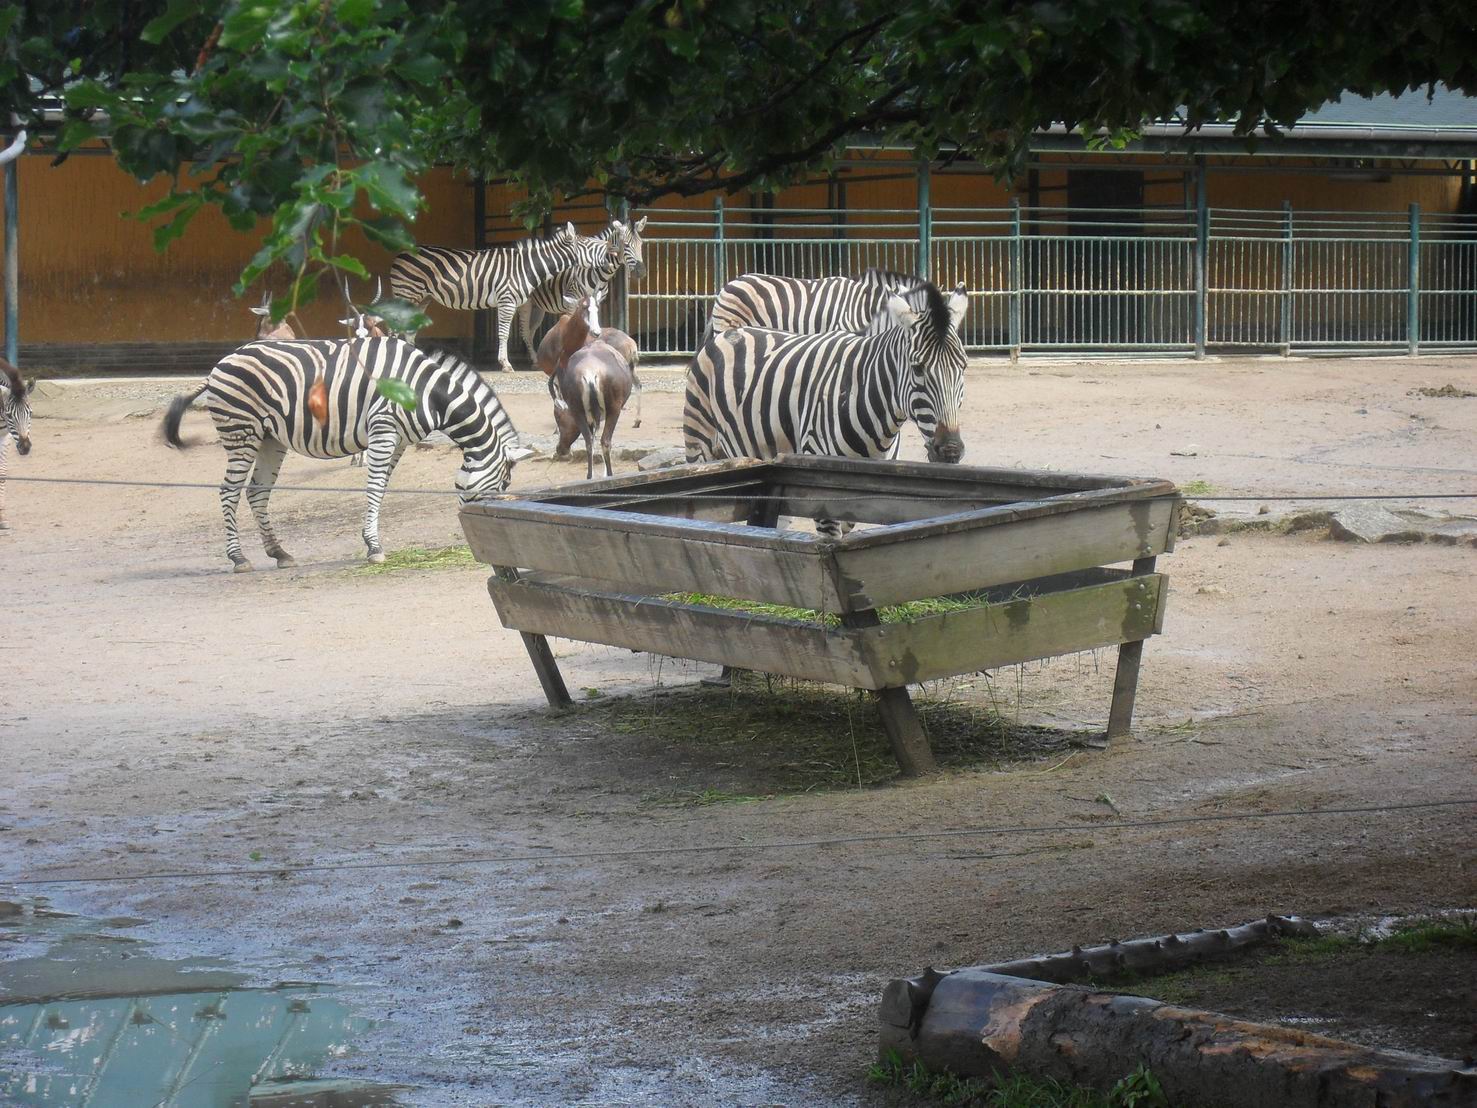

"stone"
[1328,503,1428,544]
[637,446,689,471]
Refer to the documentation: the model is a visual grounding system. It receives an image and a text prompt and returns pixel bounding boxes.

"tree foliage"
[2,0,1474,311]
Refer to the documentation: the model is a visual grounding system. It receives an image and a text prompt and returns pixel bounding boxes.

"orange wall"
[3,148,1466,345]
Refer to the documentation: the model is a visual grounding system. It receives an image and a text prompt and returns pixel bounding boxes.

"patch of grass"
[1380,916,1477,954]
[1178,479,1214,495]
[350,544,478,575]
[867,1052,1165,1108]
[586,671,1074,797]
[657,590,1006,628]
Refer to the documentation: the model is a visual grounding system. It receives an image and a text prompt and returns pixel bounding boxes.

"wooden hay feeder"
[460,456,1181,776]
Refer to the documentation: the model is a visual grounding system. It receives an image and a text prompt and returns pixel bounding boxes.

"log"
[980,914,1317,985]
[879,969,1477,1108]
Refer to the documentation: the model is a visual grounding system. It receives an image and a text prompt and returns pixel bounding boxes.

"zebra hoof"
[274,555,297,569]
[232,560,253,573]
[366,550,386,565]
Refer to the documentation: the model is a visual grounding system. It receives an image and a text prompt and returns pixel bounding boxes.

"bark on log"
[980,914,1317,984]
[880,970,1477,1108]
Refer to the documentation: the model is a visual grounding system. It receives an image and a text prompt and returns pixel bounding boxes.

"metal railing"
[621,200,1477,358]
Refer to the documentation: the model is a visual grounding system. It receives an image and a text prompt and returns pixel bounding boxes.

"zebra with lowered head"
[515,216,647,364]
[163,335,530,571]
[0,359,34,531]
[389,222,619,372]
[704,268,932,340]
[685,281,970,534]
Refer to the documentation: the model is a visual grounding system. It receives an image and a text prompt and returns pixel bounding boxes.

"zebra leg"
[219,439,261,572]
[494,297,516,372]
[361,427,408,563]
[349,452,365,468]
[517,301,540,365]
[0,430,9,529]
[246,437,296,568]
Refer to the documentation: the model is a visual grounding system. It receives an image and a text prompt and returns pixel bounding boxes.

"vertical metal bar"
[1280,201,1292,355]
[917,157,931,280]
[714,195,726,290]
[6,144,21,366]
[1008,199,1022,361]
[1408,202,1420,356]
[1193,162,1208,359]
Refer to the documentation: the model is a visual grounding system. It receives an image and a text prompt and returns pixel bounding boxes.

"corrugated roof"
[1298,84,1477,132]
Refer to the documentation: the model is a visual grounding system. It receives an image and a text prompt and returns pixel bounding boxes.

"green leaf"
[325,253,370,278]
[367,298,428,332]
[140,0,203,45]
[219,5,274,49]
[337,0,376,26]
[376,378,419,410]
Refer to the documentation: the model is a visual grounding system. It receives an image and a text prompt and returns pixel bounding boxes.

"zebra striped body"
[0,360,34,530]
[516,217,648,363]
[705,269,930,340]
[685,285,969,533]
[164,338,526,570]
[389,223,617,372]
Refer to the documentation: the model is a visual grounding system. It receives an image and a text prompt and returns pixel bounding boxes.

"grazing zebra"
[0,359,34,531]
[684,282,969,535]
[389,222,619,372]
[515,217,647,363]
[163,337,530,571]
[704,268,931,341]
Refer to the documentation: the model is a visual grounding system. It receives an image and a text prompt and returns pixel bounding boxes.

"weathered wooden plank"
[485,573,1164,692]
[772,484,1011,526]
[513,457,769,503]
[833,499,1178,608]
[462,502,838,610]
[857,575,1166,687]
[493,567,573,709]
[486,578,875,687]
[768,453,1158,493]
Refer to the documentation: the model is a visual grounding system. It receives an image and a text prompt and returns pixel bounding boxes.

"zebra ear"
[634,216,647,233]
[947,288,969,330]
[884,293,917,327]
[564,221,577,239]
[26,377,37,394]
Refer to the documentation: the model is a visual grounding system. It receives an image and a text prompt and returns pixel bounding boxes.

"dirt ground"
[3,354,1476,1106]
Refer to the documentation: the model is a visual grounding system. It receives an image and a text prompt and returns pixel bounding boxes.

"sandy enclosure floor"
[3,354,1476,1105]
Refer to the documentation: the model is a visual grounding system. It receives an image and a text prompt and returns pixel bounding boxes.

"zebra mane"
[0,357,21,396]
[860,268,928,293]
[919,281,952,340]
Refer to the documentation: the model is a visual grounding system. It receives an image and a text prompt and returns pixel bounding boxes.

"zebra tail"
[163,385,208,448]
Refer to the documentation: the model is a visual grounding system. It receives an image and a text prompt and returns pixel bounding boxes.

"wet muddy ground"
[3,355,1476,1105]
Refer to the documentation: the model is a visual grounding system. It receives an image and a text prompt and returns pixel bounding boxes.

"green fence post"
[1408,202,1420,356]
[1193,163,1207,360]
[714,195,726,291]
[1009,199,1022,361]
[6,140,21,366]
[1280,201,1293,356]
[917,158,931,280]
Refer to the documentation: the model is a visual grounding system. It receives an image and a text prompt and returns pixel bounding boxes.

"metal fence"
[622,200,1477,358]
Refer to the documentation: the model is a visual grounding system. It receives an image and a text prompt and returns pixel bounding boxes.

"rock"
[1328,503,1428,544]
[1169,445,1199,457]
[637,446,689,471]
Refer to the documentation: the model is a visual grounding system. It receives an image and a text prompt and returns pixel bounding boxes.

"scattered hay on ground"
[348,544,478,575]
[560,671,1081,801]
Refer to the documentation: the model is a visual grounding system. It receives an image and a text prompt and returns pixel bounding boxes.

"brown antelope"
[545,296,639,480]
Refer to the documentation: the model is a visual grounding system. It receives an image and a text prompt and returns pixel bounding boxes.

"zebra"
[703,268,932,341]
[388,221,620,373]
[0,359,34,531]
[684,282,970,535]
[163,337,530,571]
[515,216,647,364]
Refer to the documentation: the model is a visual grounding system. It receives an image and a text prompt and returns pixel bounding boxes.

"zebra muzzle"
[926,431,964,464]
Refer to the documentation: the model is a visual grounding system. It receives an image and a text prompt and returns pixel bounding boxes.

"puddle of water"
[0,898,404,1108]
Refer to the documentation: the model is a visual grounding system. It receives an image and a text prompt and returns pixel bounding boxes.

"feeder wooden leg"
[843,606,938,776]
[873,686,938,777]
[1106,554,1157,742]
[1106,639,1144,740]
[495,566,572,709]
[521,630,573,709]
